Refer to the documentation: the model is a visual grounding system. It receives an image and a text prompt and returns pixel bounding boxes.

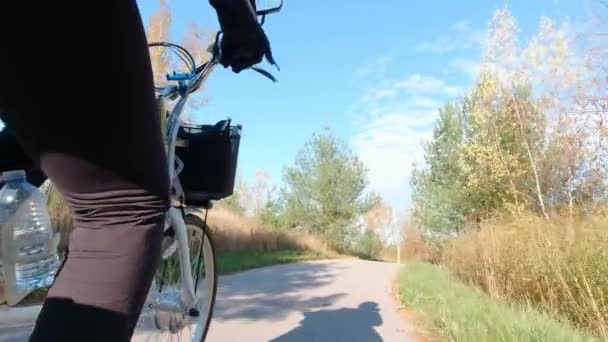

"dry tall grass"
[442,213,608,337]
[401,226,442,264]
[206,207,326,253]
[46,187,72,254]
[48,191,327,256]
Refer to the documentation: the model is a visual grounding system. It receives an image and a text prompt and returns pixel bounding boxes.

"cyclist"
[0,1,272,341]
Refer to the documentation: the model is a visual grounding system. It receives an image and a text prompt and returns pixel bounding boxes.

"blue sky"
[138,0,590,211]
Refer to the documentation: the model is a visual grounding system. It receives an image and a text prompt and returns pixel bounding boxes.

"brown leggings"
[0,1,170,341]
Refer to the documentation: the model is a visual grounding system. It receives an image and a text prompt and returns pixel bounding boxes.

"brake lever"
[249,50,280,83]
[251,66,277,83]
[265,51,280,72]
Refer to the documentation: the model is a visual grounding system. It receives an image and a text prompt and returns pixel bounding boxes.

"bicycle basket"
[175,119,242,206]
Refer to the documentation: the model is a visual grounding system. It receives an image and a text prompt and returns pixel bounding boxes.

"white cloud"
[395,74,464,97]
[372,89,398,100]
[352,108,435,211]
[409,96,444,110]
[350,76,459,211]
[355,55,392,78]
[361,88,398,103]
[452,20,472,33]
[411,19,484,54]
[448,58,480,78]
[351,58,466,211]
[358,74,464,106]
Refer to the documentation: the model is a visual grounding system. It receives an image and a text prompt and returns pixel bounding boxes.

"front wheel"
[132,214,218,342]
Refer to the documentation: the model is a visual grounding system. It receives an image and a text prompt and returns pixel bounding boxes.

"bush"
[354,229,383,260]
[441,213,608,337]
[401,225,443,264]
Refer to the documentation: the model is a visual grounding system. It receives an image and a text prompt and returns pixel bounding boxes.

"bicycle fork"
[147,208,198,315]
[169,207,198,308]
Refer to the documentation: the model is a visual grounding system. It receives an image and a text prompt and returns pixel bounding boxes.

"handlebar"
[257,0,284,25]
[150,1,284,98]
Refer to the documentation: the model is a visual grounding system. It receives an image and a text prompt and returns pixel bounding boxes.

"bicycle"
[132,3,283,341]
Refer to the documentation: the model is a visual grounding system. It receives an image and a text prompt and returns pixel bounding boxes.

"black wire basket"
[175,119,242,206]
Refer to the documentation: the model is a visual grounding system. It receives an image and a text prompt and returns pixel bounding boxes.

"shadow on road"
[269,302,383,342]
[214,260,347,322]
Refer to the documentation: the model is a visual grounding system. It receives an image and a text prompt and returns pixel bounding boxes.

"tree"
[576,3,608,206]
[146,0,172,86]
[354,229,383,260]
[411,7,608,233]
[218,178,247,214]
[145,0,213,122]
[413,80,549,231]
[485,10,608,215]
[411,103,468,232]
[179,23,213,118]
[522,13,608,213]
[481,8,550,220]
[363,199,393,238]
[279,130,378,249]
[258,190,285,229]
[251,169,272,215]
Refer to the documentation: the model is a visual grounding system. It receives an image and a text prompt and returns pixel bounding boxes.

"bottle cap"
[2,170,26,181]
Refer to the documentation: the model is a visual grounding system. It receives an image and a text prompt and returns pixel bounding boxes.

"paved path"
[0,259,415,341]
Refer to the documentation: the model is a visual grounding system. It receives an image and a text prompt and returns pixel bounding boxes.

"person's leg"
[0,1,169,340]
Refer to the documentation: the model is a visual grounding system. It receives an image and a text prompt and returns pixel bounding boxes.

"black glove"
[220,23,272,73]
[210,0,273,73]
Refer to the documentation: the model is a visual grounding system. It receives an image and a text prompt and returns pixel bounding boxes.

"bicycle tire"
[185,214,218,342]
[132,213,218,342]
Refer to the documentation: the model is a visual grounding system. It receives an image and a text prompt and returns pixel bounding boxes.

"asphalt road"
[0,259,415,341]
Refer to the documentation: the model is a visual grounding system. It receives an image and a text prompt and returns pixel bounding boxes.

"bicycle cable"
[148,42,198,92]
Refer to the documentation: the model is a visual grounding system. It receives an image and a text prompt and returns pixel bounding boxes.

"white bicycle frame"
[157,58,218,310]
[146,1,279,308]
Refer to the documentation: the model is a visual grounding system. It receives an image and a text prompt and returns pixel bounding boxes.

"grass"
[206,207,327,254]
[441,213,608,337]
[216,249,333,275]
[397,262,596,342]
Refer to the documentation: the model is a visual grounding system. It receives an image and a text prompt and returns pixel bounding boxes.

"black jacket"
[0,128,46,186]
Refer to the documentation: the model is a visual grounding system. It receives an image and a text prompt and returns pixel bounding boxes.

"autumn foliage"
[410,7,608,337]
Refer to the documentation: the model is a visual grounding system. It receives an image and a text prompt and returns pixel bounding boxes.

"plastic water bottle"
[0,170,60,306]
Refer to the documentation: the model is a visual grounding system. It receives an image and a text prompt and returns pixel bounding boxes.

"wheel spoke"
[133,216,217,341]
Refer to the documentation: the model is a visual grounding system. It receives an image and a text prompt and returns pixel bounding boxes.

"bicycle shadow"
[213,260,347,322]
[269,301,383,342]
